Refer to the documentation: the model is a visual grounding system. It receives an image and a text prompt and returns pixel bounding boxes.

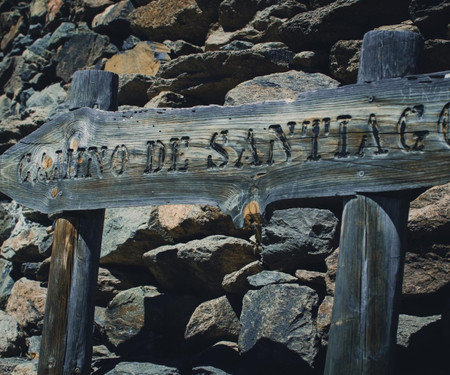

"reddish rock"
[6,278,47,334]
[222,261,264,295]
[317,296,334,345]
[325,248,339,295]
[295,269,326,287]
[130,0,219,45]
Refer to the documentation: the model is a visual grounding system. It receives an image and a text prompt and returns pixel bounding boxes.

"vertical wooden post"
[38,70,118,375]
[324,30,423,375]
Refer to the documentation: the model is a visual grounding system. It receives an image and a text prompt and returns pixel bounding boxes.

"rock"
[82,0,114,21]
[0,214,53,262]
[185,296,241,348]
[329,39,362,84]
[47,22,76,49]
[10,361,37,375]
[0,259,14,309]
[148,47,294,105]
[92,0,134,35]
[0,16,26,52]
[220,40,254,51]
[104,362,181,375]
[101,205,238,267]
[117,74,155,106]
[0,358,31,375]
[261,208,339,271]
[295,269,326,287]
[408,183,450,252]
[96,266,135,306]
[317,296,333,346]
[224,70,339,105]
[20,258,51,281]
[165,40,203,58]
[291,50,328,71]
[56,32,115,82]
[218,0,256,31]
[239,284,320,369]
[409,0,450,38]
[222,261,263,294]
[0,201,18,243]
[422,40,450,79]
[247,270,297,288]
[397,314,441,348]
[0,310,24,357]
[105,286,197,356]
[280,0,410,51]
[325,247,339,295]
[130,0,219,45]
[5,278,47,335]
[26,82,67,110]
[121,35,141,50]
[375,20,421,34]
[191,366,231,375]
[145,91,190,108]
[191,341,239,374]
[402,252,449,298]
[143,235,256,296]
[25,336,41,359]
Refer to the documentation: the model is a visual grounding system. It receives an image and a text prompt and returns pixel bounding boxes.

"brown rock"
[45,0,66,28]
[224,70,339,106]
[30,0,47,23]
[6,278,47,334]
[96,267,135,306]
[105,41,169,76]
[0,16,25,51]
[184,296,241,347]
[222,260,264,294]
[402,252,449,298]
[422,39,450,74]
[329,39,362,84]
[92,0,134,35]
[325,247,339,295]
[408,183,450,246]
[375,20,421,33]
[143,235,257,296]
[145,91,190,108]
[292,50,328,71]
[317,295,333,345]
[130,0,219,45]
[295,269,326,287]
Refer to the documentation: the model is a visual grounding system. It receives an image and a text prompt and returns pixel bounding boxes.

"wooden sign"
[1,71,449,226]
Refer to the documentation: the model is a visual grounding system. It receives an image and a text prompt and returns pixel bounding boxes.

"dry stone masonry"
[0,0,449,374]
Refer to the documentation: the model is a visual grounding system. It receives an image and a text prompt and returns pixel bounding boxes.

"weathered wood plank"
[1,71,449,226]
[38,70,114,375]
[325,30,420,375]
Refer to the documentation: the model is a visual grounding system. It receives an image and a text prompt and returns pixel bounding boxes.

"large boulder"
[5,278,47,335]
[239,284,320,371]
[185,296,241,348]
[261,208,339,271]
[0,311,24,357]
[143,235,256,296]
[130,0,219,45]
[147,46,294,105]
[224,70,339,106]
[105,286,197,357]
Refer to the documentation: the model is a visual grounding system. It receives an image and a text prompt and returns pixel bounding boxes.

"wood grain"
[1,71,449,226]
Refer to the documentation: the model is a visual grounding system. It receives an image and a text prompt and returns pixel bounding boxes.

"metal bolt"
[74,367,81,374]
[358,170,365,177]
[368,96,374,103]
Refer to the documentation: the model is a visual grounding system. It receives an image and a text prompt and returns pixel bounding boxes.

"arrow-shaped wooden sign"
[1,71,449,227]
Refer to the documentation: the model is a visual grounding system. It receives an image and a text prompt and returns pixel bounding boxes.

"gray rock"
[0,310,24,357]
[96,267,135,306]
[397,314,441,348]
[261,208,339,271]
[20,258,50,281]
[409,0,450,38]
[192,366,231,375]
[185,296,241,348]
[239,284,320,369]
[122,35,141,50]
[25,336,41,358]
[105,362,181,375]
[224,70,339,106]
[147,48,293,105]
[295,269,326,287]
[190,341,239,374]
[10,360,37,374]
[92,0,135,35]
[26,83,67,109]
[145,91,191,109]
[0,358,30,375]
[247,270,297,288]
[292,50,329,71]
[105,286,197,356]
[143,235,256,296]
[222,261,263,294]
[220,40,254,51]
[26,33,52,59]
[0,201,18,244]
[165,40,203,58]
[117,74,155,106]
[0,259,14,309]
[48,22,76,49]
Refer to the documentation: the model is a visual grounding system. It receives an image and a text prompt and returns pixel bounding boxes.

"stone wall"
[0,0,449,374]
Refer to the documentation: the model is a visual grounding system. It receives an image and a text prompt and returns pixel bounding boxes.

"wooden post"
[38,70,118,375]
[324,30,424,375]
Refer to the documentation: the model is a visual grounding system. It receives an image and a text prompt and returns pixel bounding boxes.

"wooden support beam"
[324,30,424,375]
[38,71,118,375]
